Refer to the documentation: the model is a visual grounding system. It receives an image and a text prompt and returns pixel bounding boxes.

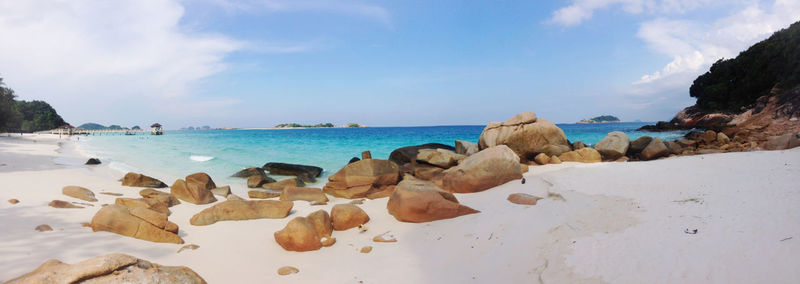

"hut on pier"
[150,123,163,135]
[58,124,74,136]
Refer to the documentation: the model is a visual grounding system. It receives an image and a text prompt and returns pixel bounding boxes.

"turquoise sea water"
[77,123,686,186]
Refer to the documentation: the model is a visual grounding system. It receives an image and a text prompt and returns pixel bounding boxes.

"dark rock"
[388,143,455,166]
[232,167,267,178]
[627,136,652,156]
[348,157,361,164]
[85,158,101,165]
[262,162,323,181]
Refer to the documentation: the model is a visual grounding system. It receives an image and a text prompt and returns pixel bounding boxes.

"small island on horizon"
[577,115,621,124]
[271,122,367,129]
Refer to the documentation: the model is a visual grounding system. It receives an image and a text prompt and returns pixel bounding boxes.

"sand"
[1,133,799,283]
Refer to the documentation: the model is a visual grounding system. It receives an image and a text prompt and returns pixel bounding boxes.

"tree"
[0,78,23,131]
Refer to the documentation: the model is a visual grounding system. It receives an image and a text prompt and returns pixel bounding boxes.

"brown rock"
[190,199,293,226]
[280,186,329,203]
[263,178,304,191]
[416,149,464,168]
[549,155,562,164]
[763,133,800,150]
[170,173,217,205]
[274,217,323,252]
[5,253,206,283]
[91,204,183,244]
[248,174,276,188]
[700,130,717,144]
[593,131,630,160]
[177,244,199,253]
[307,210,333,238]
[248,189,282,199]
[49,200,83,209]
[628,136,653,156]
[520,163,529,173]
[387,178,479,223]
[558,148,602,163]
[9,198,19,204]
[115,197,170,215]
[62,186,97,202]
[640,138,669,161]
[717,132,731,144]
[572,141,586,150]
[277,266,299,276]
[533,153,550,165]
[388,143,456,165]
[323,159,400,198]
[35,224,53,232]
[665,141,683,155]
[478,112,570,159]
[360,246,373,253]
[362,151,372,160]
[139,188,180,207]
[455,140,479,155]
[412,164,445,180]
[210,186,231,197]
[697,149,724,154]
[675,139,697,148]
[99,192,123,196]
[121,172,167,188]
[373,233,397,243]
[331,204,370,231]
[321,237,336,247]
[232,167,267,178]
[507,193,542,205]
[615,156,630,162]
[439,145,522,193]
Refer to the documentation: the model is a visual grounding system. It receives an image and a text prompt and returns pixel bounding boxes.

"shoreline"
[2,134,800,282]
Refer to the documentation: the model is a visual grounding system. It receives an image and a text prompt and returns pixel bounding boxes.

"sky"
[0,0,798,128]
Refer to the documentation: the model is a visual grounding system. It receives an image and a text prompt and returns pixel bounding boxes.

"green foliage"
[108,125,122,130]
[587,115,620,122]
[275,122,335,128]
[346,123,361,128]
[0,78,23,131]
[78,123,107,130]
[0,78,67,132]
[690,20,800,112]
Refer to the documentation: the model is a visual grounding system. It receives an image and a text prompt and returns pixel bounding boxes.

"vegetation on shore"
[690,20,800,113]
[578,115,621,123]
[273,122,365,128]
[0,78,67,132]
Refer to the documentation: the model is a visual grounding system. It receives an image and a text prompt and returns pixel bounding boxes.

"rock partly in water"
[139,189,180,207]
[91,204,183,244]
[507,193,542,205]
[263,162,323,183]
[640,138,669,161]
[49,200,83,209]
[62,186,97,202]
[478,112,571,160]
[438,145,522,193]
[387,178,479,223]
[331,204,370,231]
[323,159,400,199]
[455,140,479,155]
[170,173,218,205]
[558,148,602,163]
[85,158,101,165]
[121,172,168,188]
[388,143,456,165]
[248,174,277,188]
[593,131,630,160]
[5,253,206,284]
[232,167,267,178]
[280,186,329,203]
[348,157,361,164]
[190,199,293,226]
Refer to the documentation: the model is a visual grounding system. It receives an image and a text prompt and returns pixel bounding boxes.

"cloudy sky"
[0,0,798,128]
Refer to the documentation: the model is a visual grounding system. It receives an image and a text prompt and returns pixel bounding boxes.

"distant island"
[272,122,366,129]
[577,115,621,124]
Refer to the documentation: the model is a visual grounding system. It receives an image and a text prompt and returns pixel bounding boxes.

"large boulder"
[115,197,170,215]
[389,143,456,166]
[170,173,217,205]
[62,186,97,202]
[416,148,464,168]
[331,204,370,231]
[262,162,323,183]
[593,131,630,160]
[763,133,800,150]
[640,138,669,160]
[478,112,570,160]
[437,145,522,193]
[189,200,292,226]
[274,210,333,252]
[5,253,206,284]
[280,186,329,203]
[387,178,479,223]
[323,159,400,198]
[139,189,180,207]
[558,148,602,163]
[121,173,167,188]
[455,140,479,155]
[90,204,183,244]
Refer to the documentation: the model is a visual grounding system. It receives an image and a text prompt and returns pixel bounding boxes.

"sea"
[77,122,687,186]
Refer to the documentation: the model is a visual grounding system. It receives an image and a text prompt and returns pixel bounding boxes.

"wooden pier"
[47,128,151,136]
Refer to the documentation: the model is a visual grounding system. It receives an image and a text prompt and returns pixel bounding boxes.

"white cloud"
[205,0,391,25]
[548,0,724,27]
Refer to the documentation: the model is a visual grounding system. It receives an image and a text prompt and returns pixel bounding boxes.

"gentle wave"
[190,155,215,162]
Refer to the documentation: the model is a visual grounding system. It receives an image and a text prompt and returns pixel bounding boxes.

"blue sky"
[0,0,798,128]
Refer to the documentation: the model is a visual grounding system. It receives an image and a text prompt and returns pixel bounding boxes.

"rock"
[549,155,562,164]
[5,253,206,283]
[639,138,669,160]
[248,189,282,199]
[665,141,683,155]
[280,186,329,203]
[331,204,370,231]
[387,178,479,223]
[676,139,697,148]
[362,151,372,160]
[139,189,180,207]
[558,148,602,163]
[61,186,97,202]
[366,185,395,199]
[210,186,231,197]
[438,145,522,193]
[697,149,724,154]
[763,133,800,150]
[190,199,293,226]
[263,162,323,182]
[507,193,542,205]
[455,140,479,155]
[628,136,653,156]
[389,143,456,165]
[121,172,167,188]
[100,192,123,196]
[35,224,53,232]
[49,200,83,209]
[170,173,217,205]
[307,210,333,238]
[478,112,570,160]
[323,159,400,198]
[232,167,267,178]
[91,204,183,244]
[9,198,19,204]
[520,163,529,173]
[321,237,336,247]
[248,174,277,188]
[615,156,630,162]
[360,246,373,253]
[594,131,630,160]
[416,148,464,168]
[572,141,586,150]
[263,178,304,191]
[412,164,445,180]
[115,197,170,215]
[717,132,731,144]
[274,216,324,252]
[177,244,199,253]
[700,130,717,144]
[373,233,397,243]
[533,153,550,165]
[85,158,101,165]
[348,157,361,164]
[278,266,299,276]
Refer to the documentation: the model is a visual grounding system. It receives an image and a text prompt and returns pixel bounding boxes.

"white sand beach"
[1,134,799,283]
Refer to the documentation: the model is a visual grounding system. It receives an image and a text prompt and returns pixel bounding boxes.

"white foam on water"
[190,155,215,162]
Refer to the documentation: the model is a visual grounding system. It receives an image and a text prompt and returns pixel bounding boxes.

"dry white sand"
[1,134,799,283]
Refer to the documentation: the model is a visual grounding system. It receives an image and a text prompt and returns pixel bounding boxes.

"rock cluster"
[478,112,571,160]
[437,145,522,193]
[171,173,218,205]
[91,204,183,244]
[323,159,400,199]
